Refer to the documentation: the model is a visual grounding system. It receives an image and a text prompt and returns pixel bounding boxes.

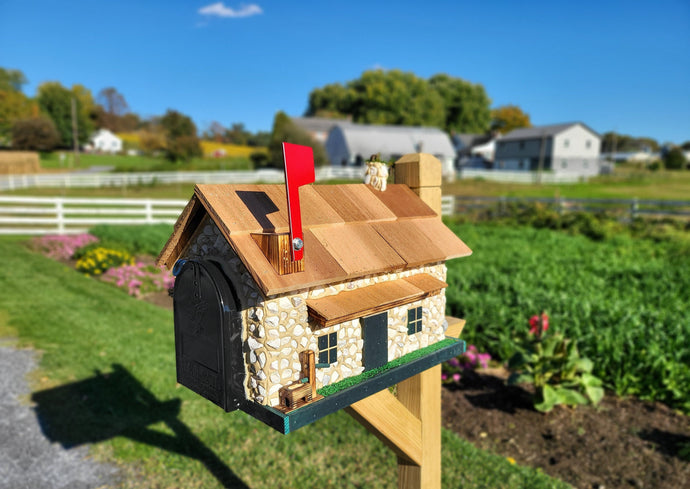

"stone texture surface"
[186,217,449,407]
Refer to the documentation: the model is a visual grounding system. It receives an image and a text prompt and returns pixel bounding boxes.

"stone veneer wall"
[185,217,448,407]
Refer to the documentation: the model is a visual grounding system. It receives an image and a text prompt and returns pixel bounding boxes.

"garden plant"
[507,313,604,412]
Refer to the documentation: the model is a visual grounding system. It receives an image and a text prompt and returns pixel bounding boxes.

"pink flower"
[478,353,491,369]
[448,357,460,367]
[452,373,461,382]
[441,373,448,381]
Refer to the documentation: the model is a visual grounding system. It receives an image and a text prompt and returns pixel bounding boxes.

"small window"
[586,140,592,149]
[407,306,423,335]
[518,160,525,169]
[318,332,337,364]
[564,139,570,148]
[584,160,589,168]
[519,141,525,150]
[561,160,568,168]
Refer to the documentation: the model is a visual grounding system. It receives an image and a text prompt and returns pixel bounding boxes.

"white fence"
[0,166,367,191]
[0,196,187,235]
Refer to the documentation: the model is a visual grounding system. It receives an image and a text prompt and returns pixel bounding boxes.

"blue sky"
[1,0,689,143]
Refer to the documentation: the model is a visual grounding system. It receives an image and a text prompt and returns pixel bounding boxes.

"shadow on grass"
[31,364,250,489]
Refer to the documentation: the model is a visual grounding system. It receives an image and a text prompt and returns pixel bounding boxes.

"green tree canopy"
[490,105,532,134]
[268,111,328,168]
[306,70,491,133]
[601,132,659,153]
[664,146,687,170]
[428,74,491,133]
[0,67,27,92]
[11,116,59,151]
[0,89,34,144]
[37,82,93,147]
[159,109,201,162]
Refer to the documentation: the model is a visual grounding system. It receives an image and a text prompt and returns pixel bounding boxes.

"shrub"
[508,313,604,412]
[12,117,60,151]
[89,224,173,256]
[75,247,134,276]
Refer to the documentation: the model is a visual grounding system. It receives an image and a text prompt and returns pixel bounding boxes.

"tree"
[490,105,531,134]
[159,109,201,162]
[224,122,250,145]
[95,87,130,131]
[97,87,129,117]
[346,70,445,127]
[600,132,659,153]
[0,88,34,144]
[0,67,34,144]
[37,82,93,147]
[306,82,350,119]
[268,111,329,168]
[11,117,59,151]
[203,121,226,142]
[664,147,687,170]
[428,74,492,133]
[0,67,27,92]
[306,70,491,133]
[247,130,270,147]
[681,141,690,151]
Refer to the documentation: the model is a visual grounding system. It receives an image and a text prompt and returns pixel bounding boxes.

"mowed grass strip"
[0,238,569,489]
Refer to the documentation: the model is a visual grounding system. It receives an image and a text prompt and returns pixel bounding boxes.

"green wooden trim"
[237,337,465,435]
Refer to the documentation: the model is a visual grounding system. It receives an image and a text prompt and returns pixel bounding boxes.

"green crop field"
[443,169,690,201]
[444,222,690,412]
[0,235,567,489]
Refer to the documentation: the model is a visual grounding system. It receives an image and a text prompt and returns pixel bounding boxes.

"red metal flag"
[282,142,315,261]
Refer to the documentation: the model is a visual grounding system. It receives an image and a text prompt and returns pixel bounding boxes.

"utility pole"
[71,97,80,167]
[537,131,546,184]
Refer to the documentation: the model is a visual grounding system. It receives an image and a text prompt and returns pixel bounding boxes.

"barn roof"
[158,183,471,296]
[330,124,456,159]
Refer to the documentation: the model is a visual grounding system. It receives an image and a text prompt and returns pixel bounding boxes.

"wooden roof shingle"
[158,183,472,296]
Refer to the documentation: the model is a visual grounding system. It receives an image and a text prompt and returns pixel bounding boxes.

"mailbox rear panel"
[173,260,242,411]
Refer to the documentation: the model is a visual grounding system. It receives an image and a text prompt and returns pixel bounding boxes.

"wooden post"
[71,97,80,168]
[397,366,441,489]
[345,154,453,488]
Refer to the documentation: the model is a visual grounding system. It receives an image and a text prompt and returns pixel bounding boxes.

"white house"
[494,122,602,177]
[90,129,123,154]
[326,123,456,177]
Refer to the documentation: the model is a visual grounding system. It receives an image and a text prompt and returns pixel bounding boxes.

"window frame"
[318,332,338,365]
[407,306,423,335]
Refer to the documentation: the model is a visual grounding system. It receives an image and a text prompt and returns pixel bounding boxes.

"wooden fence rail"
[0,196,187,235]
[0,167,366,191]
[2,194,688,236]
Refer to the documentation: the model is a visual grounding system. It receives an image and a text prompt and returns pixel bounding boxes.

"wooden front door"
[362,312,388,372]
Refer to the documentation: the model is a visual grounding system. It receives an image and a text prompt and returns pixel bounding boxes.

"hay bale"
[0,151,41,174]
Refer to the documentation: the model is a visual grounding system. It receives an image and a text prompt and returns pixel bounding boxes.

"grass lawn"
[0,237,568,489]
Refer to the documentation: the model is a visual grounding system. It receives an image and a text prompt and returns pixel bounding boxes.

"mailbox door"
[173,260,242,411]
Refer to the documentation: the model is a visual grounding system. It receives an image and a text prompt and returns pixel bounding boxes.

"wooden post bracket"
[344,316,465,489]
[345,365,443,489]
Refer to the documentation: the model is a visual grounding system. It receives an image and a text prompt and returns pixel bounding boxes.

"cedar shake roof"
[158,183,472,296]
